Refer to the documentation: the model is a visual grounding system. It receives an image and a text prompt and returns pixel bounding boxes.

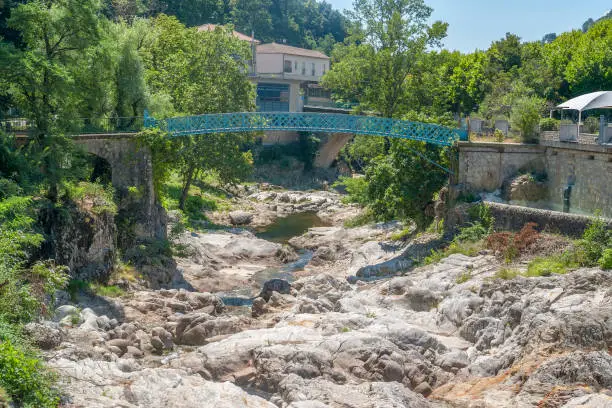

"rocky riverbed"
[30,188,612,407]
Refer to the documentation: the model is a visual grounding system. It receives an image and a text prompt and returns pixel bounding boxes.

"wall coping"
[541,140,612,154]
[457,141,545,153]
[458,140,612,154]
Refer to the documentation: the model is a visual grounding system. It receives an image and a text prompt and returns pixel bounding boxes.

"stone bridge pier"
[74,135,166,245]
[314,133,354,168]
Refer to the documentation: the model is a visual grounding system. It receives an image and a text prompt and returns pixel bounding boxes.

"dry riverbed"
[27,187,612,408]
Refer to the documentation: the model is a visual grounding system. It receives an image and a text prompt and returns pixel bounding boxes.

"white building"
[197,25,333,143]
[252,42,330,112]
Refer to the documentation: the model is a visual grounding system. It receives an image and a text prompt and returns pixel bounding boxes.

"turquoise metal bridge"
[144,112,467,147]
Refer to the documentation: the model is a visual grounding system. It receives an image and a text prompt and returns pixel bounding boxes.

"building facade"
[252,42,330,113]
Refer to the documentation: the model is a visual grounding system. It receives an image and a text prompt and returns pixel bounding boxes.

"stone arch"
[73,135,166,245]
[88,154,113,185]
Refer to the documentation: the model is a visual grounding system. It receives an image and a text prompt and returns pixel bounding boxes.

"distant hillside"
[101,0,348,54]
[543,9,611,43]
[582,9,612,32]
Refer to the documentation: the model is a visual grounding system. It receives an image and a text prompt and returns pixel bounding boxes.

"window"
[256,83,290,112]
[301,62,306,75]
[311,63,316,76]
[322,64,326,75]
[294,61,298,71]
[284,60,292,73]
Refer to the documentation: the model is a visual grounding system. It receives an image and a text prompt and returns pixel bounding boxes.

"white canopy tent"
[555,91,612,125]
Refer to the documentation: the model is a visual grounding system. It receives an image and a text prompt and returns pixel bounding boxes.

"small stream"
[218,212,329,307]
[254,212,329,244]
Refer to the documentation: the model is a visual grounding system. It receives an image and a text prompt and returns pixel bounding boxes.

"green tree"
[510,96,544,143]
[324,0,447,117]
[141,16,256,209]
[231,0,272,40]
[0,0,104,199]
[363,139,447,227]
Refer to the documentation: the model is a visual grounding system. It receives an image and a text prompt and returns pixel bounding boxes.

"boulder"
[229,211,254,226]
[23,322,63,350]
[259,279,292,302]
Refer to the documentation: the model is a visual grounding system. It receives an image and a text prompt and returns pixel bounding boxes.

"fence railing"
[0,117,144,136]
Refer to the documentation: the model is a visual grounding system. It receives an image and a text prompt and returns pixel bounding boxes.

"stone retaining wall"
[487,202,611,238]
[457,142,612,218]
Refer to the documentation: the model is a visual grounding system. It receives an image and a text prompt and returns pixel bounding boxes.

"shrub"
[599,249,612,270]
[584,116,599,134]
[456,222,488,243]
[494,129,505,143]
[334,176,369,206]
[510,96,545,143]
[486,223,540,263]
[467,203,494,231]
[573,216,611,267]
[0,341,59,407]
[539,118,559,131]
[64,181,117,215]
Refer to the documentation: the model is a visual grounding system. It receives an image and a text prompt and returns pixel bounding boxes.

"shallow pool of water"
[255,212,329,244]
[218,212,328,307]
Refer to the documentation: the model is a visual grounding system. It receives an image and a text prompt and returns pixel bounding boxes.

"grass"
[343,210,376,228]
[63,181,117,215]
[67,279,126,299]
[90,284,125,298]
[494,268,521,280]
[423,240,484,266]
[390,227,414,241]
[161,172,233,231]
[525,256,575,277]
[455,271,472,284]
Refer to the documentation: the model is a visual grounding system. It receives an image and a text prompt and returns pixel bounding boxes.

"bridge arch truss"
[145,112,467,147]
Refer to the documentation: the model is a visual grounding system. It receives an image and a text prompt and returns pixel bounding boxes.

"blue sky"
[328,0,611,52]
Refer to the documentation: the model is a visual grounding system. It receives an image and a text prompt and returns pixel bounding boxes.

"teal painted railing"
[145,112,467,146]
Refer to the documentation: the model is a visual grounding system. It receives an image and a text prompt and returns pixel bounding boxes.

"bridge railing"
[148,112,467,147]
[0,117,144,136]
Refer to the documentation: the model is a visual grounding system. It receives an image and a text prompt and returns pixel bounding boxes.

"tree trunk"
[179,165,196,211]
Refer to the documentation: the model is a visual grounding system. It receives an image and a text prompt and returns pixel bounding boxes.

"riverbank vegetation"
[327,0,611,227]
[423,204,611,275]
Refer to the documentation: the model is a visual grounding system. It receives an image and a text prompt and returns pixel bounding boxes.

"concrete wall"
[256,53,329,82]
[457,142,612,218]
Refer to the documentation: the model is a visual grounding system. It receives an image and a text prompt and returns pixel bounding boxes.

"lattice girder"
[145,112,467,146]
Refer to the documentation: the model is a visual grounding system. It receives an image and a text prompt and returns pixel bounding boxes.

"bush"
[584,116,599,134]
[334,176,369,206]
[456,223,488,243]
[598,248,612,270]
[0,341,59,407]
[486,223,541,263]
[63,181,117,215]
[539,118,559,131]
[494,129,505,143]
[467,203,494,231]
[510,96,545,143]
[573,216,611,267]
